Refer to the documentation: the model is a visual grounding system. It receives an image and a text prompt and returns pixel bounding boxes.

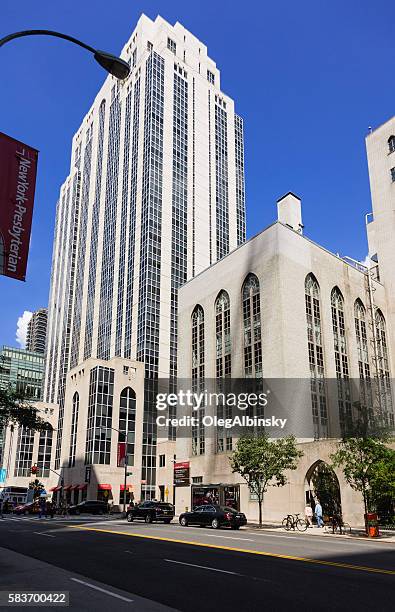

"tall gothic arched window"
[331,287,352,433]
[305,274,327,438]
[242,274,262,378]
[388,135,395,154]
[215,290,232,452]
[118,387,136,467]
[68,392,79,467]
[215,290,231,378]
[375,310,394,426]
[354,300,372,412]
[191,305,205,456]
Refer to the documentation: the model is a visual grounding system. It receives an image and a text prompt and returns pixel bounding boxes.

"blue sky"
[1,0,394,347]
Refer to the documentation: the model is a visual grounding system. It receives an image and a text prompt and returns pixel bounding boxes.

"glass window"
[388,136,395,154]
[305,274,327,438]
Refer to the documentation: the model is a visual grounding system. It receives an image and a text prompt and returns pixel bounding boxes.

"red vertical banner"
[117,441,127,467]
[0,132,39,281]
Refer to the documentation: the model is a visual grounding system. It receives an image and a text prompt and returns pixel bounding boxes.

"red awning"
[120,484,133,491]
[63,485,72,491]
[78,484,88,491]
[98,484,112,491]
[70,484,80,491]
[49,486,61,492]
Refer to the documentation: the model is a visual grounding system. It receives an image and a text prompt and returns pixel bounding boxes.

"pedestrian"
[315,500,324,528]
[46,500,54,519]
[0,498,4,519]
[304,503,313,527]
[38,497,46,519]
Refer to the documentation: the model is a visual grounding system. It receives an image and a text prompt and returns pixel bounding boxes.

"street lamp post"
[0,30,130,80]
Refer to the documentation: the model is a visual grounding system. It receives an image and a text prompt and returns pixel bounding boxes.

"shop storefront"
[191,484,240,511]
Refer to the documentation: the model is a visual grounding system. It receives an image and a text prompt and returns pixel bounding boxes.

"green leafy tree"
[0,388,51,432]
[369,451,395,513]
[230,434,303,526]
[29,479,45,500]
[331,437,393,529]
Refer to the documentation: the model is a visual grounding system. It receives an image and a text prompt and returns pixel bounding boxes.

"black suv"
[179,505,247,529]
[126,501,175,524]
[69,500,109,515]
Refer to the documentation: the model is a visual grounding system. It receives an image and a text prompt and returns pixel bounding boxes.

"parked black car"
[126,501,175,524]
[179,505,247,529]
[69,500,109,515]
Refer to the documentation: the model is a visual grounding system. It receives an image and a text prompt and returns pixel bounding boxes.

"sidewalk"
[245,520,395,542]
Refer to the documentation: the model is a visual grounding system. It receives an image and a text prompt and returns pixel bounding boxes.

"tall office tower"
[43,15,245,496]
[26,308,48,354]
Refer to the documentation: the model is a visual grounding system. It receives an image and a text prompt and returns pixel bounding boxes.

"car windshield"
[222,507,238,513]
[157,503,173,509]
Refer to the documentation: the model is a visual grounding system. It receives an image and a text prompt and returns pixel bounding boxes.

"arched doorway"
[305,460,342,518]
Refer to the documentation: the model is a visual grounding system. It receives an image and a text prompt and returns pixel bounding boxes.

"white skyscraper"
[43,14,245,497]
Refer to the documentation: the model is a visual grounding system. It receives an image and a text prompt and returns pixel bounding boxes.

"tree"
[369,451,395,514]
[29,478,45,500]
[331,437,393,530]
[230,434,303,526]
[0,388,51,432]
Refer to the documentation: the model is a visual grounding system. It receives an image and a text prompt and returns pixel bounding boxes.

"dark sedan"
[179,505,247,529]
[69,500,109,515]
[126,501,175,523]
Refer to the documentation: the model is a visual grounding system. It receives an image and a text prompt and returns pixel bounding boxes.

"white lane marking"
[124,550,134,554]
[70,578,134,602]
[164,559,240,575]
[33,532,55,538]
[199,534,254,541]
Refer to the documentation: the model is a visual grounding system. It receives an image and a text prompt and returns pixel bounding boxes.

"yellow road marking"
[66,524,395,576]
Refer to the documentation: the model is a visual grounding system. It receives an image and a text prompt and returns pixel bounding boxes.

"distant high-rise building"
[43,14,246,496]
[26,308,47,354]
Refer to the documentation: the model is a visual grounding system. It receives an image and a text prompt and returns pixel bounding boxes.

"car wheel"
[180,516,188,527]
[145,514,153,524]
[211,518,220,529]
[126,513,134,522]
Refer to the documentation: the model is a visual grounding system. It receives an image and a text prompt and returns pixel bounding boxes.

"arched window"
[388,135,395,154]
[305,274,327,438]
[242,274,262,378]
[375,310,393,425]
[119,387,136,461]
[192,306,205,381]
[191,306,205,456]
[215,290,232,452]
[355,300,372,412]
[215,291,231,377]
[354,300,370,378]
[331,287,352,433]
[68,392,79,467]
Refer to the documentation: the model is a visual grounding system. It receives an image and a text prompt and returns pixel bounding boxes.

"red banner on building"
[117,441,127,467]
[0,132,39,281]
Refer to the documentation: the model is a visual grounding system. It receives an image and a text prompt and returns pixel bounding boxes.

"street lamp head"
[94,50,130,80]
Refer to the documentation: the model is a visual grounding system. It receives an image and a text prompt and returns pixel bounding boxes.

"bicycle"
[282,513,308,532]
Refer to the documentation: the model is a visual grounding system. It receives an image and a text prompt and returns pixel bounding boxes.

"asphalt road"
[0,516,393,611]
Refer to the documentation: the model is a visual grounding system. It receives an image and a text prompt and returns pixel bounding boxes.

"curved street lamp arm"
[0,29,96,54]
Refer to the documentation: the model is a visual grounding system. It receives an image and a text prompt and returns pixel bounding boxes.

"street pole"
[124,456,128,515]
[0,30,130,80]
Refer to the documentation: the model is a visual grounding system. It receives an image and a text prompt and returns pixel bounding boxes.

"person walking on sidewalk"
[305,503,313,527]
[315,500,323,528]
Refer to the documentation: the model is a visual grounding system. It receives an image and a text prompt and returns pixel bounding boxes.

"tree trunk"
[258,497,263,527]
